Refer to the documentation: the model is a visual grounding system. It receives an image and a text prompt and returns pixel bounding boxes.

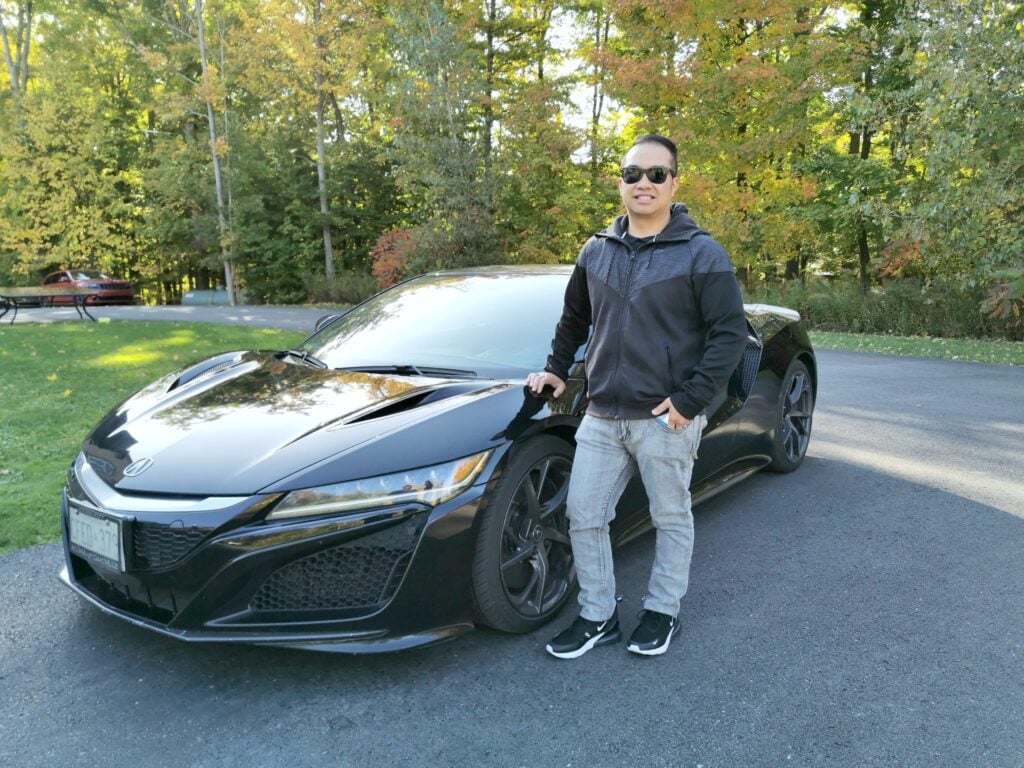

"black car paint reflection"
[60,266,816,652]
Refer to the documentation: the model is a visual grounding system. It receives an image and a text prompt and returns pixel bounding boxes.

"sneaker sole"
[545,628,622,659]
[627,625,680,656]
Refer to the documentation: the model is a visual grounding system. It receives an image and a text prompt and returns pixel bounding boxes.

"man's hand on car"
[526,371,566,398]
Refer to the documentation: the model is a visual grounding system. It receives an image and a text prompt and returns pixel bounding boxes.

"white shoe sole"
[627,626,680,656]
[545,629,621,659]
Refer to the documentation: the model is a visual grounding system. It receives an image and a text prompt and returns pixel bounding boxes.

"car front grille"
[78,567,192,621]
[133,522,209,569]
[249,516,423,613]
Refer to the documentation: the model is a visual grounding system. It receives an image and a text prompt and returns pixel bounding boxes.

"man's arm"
[669,240,747,419]
[544,262,592,382]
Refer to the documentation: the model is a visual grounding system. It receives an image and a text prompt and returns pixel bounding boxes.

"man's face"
[617,142,679,221]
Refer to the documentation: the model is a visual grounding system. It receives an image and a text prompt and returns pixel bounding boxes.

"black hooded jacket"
[545,204,747,420]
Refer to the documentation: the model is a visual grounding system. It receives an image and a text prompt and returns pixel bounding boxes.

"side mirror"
[314,313,341,333]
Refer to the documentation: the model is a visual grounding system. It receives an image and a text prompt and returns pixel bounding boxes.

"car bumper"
[57,564,469,651]
[59,479,486,653]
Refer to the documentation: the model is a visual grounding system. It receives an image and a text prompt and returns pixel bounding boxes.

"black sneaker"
[545,611,621,659]
[627,610,680,656]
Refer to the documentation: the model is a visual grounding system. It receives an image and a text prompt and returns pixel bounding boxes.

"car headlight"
[266,450,493,520]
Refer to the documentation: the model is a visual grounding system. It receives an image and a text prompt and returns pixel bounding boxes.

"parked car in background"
[42,270,134,305]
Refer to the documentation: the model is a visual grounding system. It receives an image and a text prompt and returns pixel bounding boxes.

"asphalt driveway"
[1,326,1022,767]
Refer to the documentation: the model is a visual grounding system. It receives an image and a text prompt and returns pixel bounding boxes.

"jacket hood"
[598,203,707,243]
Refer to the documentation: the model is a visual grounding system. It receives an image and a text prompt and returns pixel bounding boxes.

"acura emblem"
[123,458,154,477]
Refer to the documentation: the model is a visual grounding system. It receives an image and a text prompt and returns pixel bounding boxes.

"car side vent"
[346,391,434,423]
[345,383,484,424]
[728,328,763,403]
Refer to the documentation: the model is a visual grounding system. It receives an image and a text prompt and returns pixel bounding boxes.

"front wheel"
[471,436,576,633]
[767,359,814,473]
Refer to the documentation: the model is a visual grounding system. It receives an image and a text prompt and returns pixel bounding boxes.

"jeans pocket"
[653,414,691,435]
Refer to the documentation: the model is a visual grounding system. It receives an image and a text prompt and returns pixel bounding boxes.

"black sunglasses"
[619,165,676,184]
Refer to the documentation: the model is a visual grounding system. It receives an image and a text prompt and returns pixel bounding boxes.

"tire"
[767,359,814,473]
[471,435,576,633]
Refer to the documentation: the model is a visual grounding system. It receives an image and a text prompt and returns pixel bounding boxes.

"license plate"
[69,504,124,571]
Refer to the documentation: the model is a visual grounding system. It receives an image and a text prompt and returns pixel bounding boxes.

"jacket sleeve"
[670,239,747,419]
[544,260,592,382]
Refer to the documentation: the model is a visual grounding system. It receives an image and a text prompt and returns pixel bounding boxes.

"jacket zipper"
[610,238,655,416]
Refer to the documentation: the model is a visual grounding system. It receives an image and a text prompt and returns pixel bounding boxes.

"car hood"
[81,352,524,496]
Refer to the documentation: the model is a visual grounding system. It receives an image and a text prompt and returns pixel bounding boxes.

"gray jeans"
[567,412,706,621]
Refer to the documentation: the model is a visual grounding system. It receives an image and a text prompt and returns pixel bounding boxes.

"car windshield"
[70,272,110,281]
[302,271,578,377]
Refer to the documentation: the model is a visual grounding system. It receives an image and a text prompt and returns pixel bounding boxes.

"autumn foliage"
[0,0,1020,338]
[370,229,416,288]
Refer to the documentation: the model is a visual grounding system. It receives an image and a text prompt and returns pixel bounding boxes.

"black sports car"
[60,266,816,652]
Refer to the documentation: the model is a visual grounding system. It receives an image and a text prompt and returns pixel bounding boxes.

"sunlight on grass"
[809,331,1024,366]
[91,330,202,367]
[93,349,165,366]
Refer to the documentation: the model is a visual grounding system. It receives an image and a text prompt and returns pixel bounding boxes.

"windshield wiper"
[275,349,328,369]
[338,364,477,378]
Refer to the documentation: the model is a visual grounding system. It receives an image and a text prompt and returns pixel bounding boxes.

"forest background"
[1,0,1021,339]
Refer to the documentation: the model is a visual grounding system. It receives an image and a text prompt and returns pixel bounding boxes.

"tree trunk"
[589,9,609,192]
[858,124,872,293]
[848,125,874,293]
[195,0,236,305]
[218,16,235,262]
[1,20,18,96]
[784,251,800,280]
[535,5,552,81]
[483,0,495,177]
[1,0,32,104]
[313,1,335,281]
[857,222,871,293]
[850,3,878,295]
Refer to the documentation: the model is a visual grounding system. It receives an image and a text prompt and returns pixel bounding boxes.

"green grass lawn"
[809,331,1024,366]
[0,321,304,555]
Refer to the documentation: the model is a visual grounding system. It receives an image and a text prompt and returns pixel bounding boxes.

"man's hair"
[629,134,677,174]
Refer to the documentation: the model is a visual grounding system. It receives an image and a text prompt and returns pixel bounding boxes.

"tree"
[894,0,1023,287]
[383,0,503,272]
[0,2,148,283]
[602,0,837,285]
[832,0,920,292]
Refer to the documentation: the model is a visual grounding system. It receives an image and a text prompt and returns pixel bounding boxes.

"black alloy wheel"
[768,359,814,472]
[471,435,576,633]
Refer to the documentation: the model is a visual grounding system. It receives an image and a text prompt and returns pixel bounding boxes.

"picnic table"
[0,286,100,324]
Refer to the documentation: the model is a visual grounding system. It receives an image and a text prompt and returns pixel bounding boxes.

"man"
[527,134,747,659]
